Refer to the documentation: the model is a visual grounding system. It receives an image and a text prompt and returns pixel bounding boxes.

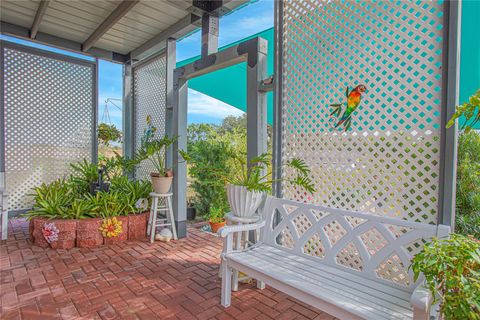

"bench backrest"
[261,196,450,292]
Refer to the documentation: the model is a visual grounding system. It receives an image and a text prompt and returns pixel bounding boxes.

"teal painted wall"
[460,1,480,128]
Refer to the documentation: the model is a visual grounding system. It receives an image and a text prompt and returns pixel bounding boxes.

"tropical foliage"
[447,89,480,133]
[224,152,315,194]
[26,158,151,220]
[455,130,480,238]
[410,234,480,319]
[187,116,249,216]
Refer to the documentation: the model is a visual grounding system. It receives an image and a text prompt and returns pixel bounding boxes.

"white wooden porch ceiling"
[1,0,247,56]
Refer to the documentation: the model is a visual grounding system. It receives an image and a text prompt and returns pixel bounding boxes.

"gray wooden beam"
[172,77,188,238]
[1,21,129,63]
[30,0,50,39]
[123,62,134,164]
[82,0,139,52]
[201,13,219,57]
[246,37,268,164]
[439,0,461,229]
[165,38,176,170]
[272,0,284,198]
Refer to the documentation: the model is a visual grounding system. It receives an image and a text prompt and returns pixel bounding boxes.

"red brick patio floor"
[0,219,335,320]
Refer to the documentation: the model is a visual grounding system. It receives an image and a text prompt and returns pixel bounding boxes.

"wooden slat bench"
[219,196,450,320]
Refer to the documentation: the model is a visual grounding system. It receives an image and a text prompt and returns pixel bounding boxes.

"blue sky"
[2,0,273,130]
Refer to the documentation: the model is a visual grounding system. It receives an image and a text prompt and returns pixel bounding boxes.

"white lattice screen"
[2,45,95,211]
[280,0,444,224]
[133,54,167,180]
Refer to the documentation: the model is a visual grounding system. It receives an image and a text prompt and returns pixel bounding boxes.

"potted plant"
[208,204,227,233]
[222,152,316,218]
[135,115,188,194]
[186,197,196,221]
[410,234,480,319]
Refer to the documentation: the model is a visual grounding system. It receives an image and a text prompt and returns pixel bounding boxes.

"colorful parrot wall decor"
[329,84,367,132]
[141,114,157,146]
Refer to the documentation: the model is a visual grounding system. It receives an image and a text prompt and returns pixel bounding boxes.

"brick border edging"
[29,211,149,249]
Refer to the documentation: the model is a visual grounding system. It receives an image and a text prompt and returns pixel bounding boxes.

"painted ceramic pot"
[227,184,264,218]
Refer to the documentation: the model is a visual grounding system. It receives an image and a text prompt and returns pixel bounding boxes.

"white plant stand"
[225,212,264,291]
[147,192,177,243]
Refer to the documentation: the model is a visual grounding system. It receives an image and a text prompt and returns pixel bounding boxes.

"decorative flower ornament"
[99,217,123,238]
[42,222,59,243]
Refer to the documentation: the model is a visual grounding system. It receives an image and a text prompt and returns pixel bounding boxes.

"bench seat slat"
[228,246,413,320]
[255,245,413,307]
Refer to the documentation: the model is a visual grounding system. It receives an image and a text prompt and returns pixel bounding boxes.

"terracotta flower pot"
[104,216,128,245]
[128,212,148,240]
[49,219,77,250]
[209,219,226,234]
[77,218,103,248]
[151,174,173,194]
[32,217,49,248]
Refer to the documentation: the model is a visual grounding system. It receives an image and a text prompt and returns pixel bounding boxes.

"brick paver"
[0,219,335,319]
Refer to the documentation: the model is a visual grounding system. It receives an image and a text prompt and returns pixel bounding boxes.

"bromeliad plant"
[225,152,315,193]
[410,234,480,320]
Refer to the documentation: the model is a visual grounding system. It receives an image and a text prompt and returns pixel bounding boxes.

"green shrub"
[189,138,231,217]
[456,131,480,238]
[410,234,480,319]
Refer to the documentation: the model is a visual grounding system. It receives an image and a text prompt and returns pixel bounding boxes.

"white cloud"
[188,89,244,118]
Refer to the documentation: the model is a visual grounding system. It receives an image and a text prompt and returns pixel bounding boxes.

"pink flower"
[42,222,59,243]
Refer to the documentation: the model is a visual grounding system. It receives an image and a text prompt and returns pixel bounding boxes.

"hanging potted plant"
[136,115,188,194]
[222,152,315,218]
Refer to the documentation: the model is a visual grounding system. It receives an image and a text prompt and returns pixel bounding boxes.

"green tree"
[98,123,122,146]
[455,130,480,238]
[447,89,480,133]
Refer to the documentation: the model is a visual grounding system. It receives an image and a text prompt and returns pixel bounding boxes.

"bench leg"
[256,281,265,290]
[221,261,232,307]
[413,307,430,320]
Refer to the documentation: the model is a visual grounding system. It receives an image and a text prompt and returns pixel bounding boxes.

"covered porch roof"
[0,0,251,62]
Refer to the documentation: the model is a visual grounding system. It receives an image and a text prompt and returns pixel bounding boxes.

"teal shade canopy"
[177,28,274,124]
[178,5,479,128]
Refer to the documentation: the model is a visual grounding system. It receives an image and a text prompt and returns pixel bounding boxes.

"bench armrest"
[411,283,433,320]
[217,220,265,237]
[218,220,265,259]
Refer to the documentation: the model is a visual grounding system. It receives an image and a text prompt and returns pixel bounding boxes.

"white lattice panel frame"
[262,196,450,290]
[2,44,95,211]
[133,54,167,180]
[279,0,446,224]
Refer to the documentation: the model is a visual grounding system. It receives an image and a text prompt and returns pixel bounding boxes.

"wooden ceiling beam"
[82,0,139,52]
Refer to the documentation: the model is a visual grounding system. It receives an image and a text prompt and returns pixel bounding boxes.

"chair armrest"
[411,282,433,320]
[217,220,265,237]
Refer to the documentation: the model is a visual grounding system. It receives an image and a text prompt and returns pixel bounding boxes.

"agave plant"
[224,152,315,194]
